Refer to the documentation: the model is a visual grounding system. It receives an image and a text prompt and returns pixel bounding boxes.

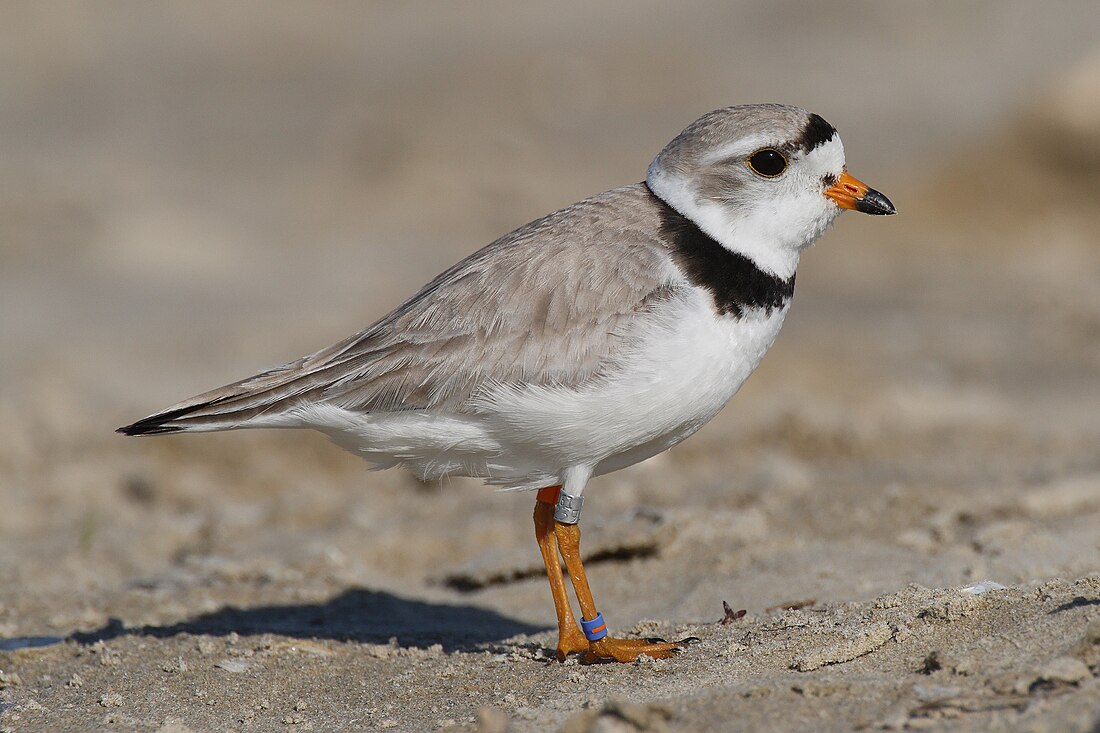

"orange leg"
[552,516,688,663]
[533,486,588,660]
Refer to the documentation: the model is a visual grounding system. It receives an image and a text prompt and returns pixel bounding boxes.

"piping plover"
[120,104,895,663]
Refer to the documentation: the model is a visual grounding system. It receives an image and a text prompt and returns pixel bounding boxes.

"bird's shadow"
[66,588,548,654]
[1048,596,1100,614]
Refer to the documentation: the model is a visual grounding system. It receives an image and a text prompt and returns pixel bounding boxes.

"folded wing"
[119,184,678,435]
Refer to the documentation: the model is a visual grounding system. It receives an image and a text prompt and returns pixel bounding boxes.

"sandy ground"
[2,3,1100,731]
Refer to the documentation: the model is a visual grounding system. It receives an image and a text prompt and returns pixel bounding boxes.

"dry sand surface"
[2,3,1100,732]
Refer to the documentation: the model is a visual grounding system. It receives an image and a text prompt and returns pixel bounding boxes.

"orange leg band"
[536,485,562,505]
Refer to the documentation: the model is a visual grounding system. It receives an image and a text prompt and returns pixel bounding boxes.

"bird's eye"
[746,148,788,178]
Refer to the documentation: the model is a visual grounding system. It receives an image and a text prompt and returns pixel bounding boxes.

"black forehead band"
[799,113,838,152]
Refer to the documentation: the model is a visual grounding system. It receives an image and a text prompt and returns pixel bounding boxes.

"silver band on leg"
[554,493,584,524]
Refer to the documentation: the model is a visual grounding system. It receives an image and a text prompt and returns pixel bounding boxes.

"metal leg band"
[553,493,584,524]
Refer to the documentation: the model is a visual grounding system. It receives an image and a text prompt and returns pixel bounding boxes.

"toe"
[584,636,689,663]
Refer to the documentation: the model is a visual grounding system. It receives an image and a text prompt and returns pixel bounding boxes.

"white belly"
[469,290,790,486]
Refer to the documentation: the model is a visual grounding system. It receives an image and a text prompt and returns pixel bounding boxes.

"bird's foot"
[580,635,698,664]
[554,624,590,661]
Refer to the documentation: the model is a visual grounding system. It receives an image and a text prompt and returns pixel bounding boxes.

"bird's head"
[647,104,894,280]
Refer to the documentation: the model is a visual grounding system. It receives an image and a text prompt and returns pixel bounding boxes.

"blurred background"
[2,0,1099,646]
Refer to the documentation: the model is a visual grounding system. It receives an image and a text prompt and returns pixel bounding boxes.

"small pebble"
[215,659,250,674]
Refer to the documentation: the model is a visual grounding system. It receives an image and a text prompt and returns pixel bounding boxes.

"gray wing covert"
[317,190,677,413]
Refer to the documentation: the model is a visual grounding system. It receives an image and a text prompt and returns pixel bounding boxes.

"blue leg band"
[580,612,608,641]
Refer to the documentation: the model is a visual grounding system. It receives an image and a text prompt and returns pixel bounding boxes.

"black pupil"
[749,149,786,177]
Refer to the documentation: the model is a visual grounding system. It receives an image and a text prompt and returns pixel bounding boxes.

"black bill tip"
[855,188,896,216]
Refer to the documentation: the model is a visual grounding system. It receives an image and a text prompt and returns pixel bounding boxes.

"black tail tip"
[117,419,183,436]
[118,401,218,436]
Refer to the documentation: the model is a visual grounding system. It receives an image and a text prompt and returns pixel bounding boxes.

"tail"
[117,395,249,436]
[118,405,201,436]
[118,324,387,437]
[117,364,314,437]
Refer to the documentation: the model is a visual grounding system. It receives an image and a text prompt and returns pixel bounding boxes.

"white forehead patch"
[800,135,846,176]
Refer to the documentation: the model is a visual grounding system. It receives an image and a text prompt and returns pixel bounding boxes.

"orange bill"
[825,170,896,215]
